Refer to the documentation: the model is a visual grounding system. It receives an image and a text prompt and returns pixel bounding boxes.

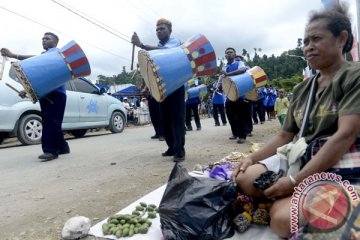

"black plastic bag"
[159,163,238,240]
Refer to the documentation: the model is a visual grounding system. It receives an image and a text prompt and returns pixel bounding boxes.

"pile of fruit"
[101,202,158,238]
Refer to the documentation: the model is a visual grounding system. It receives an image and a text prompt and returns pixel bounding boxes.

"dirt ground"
[0,117,280,240]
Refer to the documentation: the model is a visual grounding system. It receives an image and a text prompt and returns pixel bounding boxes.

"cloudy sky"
[0,0,357,80]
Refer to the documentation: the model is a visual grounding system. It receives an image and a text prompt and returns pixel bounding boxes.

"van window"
[72,79,98,94]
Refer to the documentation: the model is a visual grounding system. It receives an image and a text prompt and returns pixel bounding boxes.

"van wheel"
[109,111,125,133]
[18,114,42,145]
[70,129,87,138]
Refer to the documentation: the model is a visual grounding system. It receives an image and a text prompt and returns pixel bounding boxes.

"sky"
[0,0,358,81]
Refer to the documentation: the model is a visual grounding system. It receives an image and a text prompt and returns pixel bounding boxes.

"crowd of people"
[183,81,291,143]
[119,96,150,125]
[129,26,293,159]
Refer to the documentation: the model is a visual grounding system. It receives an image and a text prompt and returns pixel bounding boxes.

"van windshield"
[9,64,21,84]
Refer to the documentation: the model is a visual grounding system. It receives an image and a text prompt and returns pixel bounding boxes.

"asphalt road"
[0,117,279,240]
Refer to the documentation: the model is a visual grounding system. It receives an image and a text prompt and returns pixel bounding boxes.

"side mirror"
[99,87,106,95]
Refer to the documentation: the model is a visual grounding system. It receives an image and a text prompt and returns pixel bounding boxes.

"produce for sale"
[101,203,158,238]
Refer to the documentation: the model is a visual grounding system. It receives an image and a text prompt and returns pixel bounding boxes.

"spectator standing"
[274,88,289,126]
[199,98,207,117]
[263,84,277,120]
[206,95,213,118]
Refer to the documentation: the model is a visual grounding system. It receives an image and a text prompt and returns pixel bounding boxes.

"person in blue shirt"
[263,84,277,120]
[222,49,249,144]
[132,19,185,162]
[185,84,202,131]
[254,86,266,124]
[1,32,70,161]
[211,76,227,127]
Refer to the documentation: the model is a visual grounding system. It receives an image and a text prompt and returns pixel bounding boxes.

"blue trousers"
[160,86,185,156]
[39,91,68,155]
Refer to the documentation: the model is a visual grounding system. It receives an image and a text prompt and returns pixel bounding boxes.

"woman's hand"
[231,158,253,181]
[263,176,294,199]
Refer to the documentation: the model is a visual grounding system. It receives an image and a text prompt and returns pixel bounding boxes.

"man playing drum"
[131,19,186,162]
[1,32,70,161]
[222,48,249,144]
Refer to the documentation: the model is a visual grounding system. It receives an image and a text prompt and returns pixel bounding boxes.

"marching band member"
[132,19,186,162]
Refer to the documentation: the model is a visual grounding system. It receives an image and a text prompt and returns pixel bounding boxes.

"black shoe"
[59,146,70,155]
[151,135,159,139]
[260,121,265,124]
[158,136,165,141]
[186,127,193,131]
[173,154,185,162]
[196,127,201,131]
[223,123,227,126]
[248,133,253,137]
[253,122,258,125]
[38,153,58,162]
[215,123,220,126]
[229,136,237,140]
[237,138,246,144]
[162,150,174,157]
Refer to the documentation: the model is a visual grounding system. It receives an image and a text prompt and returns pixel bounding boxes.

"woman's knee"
[270,198,291,238]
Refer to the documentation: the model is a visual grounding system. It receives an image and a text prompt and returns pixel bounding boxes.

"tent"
[112,84,141,97]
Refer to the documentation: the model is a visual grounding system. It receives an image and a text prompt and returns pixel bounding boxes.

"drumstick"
[130,43,135,71]
[5,82,21,93]
[5,82,29,99]
[130,67,137,80]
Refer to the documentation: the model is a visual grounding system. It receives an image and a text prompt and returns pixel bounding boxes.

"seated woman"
[232,4,360,238]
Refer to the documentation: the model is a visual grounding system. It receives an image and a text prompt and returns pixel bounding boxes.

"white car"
[0,60,127,145]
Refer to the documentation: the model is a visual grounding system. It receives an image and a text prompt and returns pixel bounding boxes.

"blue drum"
[187,84,207,99]
[11,41,91,103]
[138,34,217,102]
[222,66,268,102]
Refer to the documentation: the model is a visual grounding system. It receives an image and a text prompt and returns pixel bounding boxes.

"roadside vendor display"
[88,142,282,240]
[101,202,158,238]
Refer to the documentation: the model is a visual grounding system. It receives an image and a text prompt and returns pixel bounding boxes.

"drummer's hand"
[220,70,228,76]
[1,48,15,58]
[18,90,27,98]
[231,157,253,182]
[263,177,294,199]
[131,32,141,47]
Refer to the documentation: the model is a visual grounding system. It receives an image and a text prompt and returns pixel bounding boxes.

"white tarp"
[89,184,281,240]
